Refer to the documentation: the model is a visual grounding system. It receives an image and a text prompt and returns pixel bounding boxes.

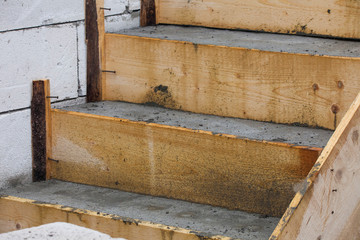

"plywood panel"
[49,109,321,217]
[0,196,217,240]
[103,34,360,130]
[271,93,360,239]
[155,0,360,39]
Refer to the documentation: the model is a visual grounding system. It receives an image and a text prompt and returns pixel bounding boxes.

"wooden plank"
[0,196,229,240]
[155,0,360,39]
[270,92,360,239]
[85,0,104,102]
[103,34,360,130]
[48,109,321,217]
[31,80,50,182]
[140,0,156,26]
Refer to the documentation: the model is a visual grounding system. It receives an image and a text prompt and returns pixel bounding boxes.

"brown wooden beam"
[140,0,156,27]
[31,80,50,182]
[85,0,104,102]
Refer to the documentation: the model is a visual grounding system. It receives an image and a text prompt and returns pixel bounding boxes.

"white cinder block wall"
[0,0,140,189]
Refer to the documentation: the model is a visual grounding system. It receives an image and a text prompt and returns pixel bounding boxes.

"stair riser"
[103,34,360,130]
[155,0,360,39]
[49,109,321,217]
[0,196,212,240]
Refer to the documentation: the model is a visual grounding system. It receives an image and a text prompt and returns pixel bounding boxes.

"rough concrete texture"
[0,24,78,112]
[60,101,333,148]
[0,110,31,190]
[0,0,133,32]
[0,0,140,190]
[115,25,360,57]
[2,180,280,239]
[0,222,126,240]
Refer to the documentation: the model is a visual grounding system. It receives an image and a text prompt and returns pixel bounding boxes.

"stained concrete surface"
[112,25,360,57]
[0,222,126,240]
[59,101,333,148]
[2,180,280,240]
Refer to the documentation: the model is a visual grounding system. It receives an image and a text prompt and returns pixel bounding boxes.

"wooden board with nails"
[102,33,360,130]
[154,0,360,39]
[31,80,51,182]
[48,108,321,217]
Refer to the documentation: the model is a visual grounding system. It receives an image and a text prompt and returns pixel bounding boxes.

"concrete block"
[105,12,140,33]
[0,222,126,239]
[128,0,141,11]
[105,0,128,14]
[0,109,31,190]
[0,0,84,31]
[0,0,130,32]
[0,23,78,112]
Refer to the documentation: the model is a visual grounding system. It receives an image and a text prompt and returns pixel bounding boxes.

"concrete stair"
[1,0,360,239]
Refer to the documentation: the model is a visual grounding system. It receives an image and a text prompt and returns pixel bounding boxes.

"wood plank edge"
[50,108,322,153]
[104,33,360,61]
[269,92,360,240]
[0,195,232,240]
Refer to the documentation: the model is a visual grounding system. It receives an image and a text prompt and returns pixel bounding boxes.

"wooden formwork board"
[48,109,320,217]
[271,93,360,239]
[103,33,360,130]
[0,196,226,240]
[154,0,360,39]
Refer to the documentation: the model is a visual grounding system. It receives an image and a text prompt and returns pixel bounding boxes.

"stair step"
[102,25,360,129]
[60,101,333,148]
[111,26,360,57]
[1,180,280,239]
[48,101,328,217]
[154,0,360,39]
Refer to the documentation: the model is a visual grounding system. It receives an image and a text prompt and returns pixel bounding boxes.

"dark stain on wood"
[352,130,359,144]
[31,80,47,182]
[140,0,156,27]
[86,0,101,102]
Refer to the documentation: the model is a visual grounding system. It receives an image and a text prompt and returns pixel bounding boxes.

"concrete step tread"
[58,101,333,148]
[111,25,360,57]
[1,180,280,240]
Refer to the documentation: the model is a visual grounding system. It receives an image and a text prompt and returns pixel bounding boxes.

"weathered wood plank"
[270,92,360,239]
[140,0,156,26]
[156,0,360,39]
[31,80,50,182]
[49,109,321,217]
[85,0,104,102]
[103,34,360,130]
[0,196,225,240]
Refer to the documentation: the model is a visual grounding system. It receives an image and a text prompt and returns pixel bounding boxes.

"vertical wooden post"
[31,80,50,182]
[140,0,156,27]
[86,0,104,102]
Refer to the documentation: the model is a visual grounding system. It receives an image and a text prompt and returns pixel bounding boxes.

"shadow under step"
[1,179,279,239]
[103,25,360,130]
[48,101,332,217]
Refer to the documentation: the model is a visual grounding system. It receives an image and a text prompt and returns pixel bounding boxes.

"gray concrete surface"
[59,101,333,148]
[0,222,126,240]
[2,180,280,240]
[112,25,360,57]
